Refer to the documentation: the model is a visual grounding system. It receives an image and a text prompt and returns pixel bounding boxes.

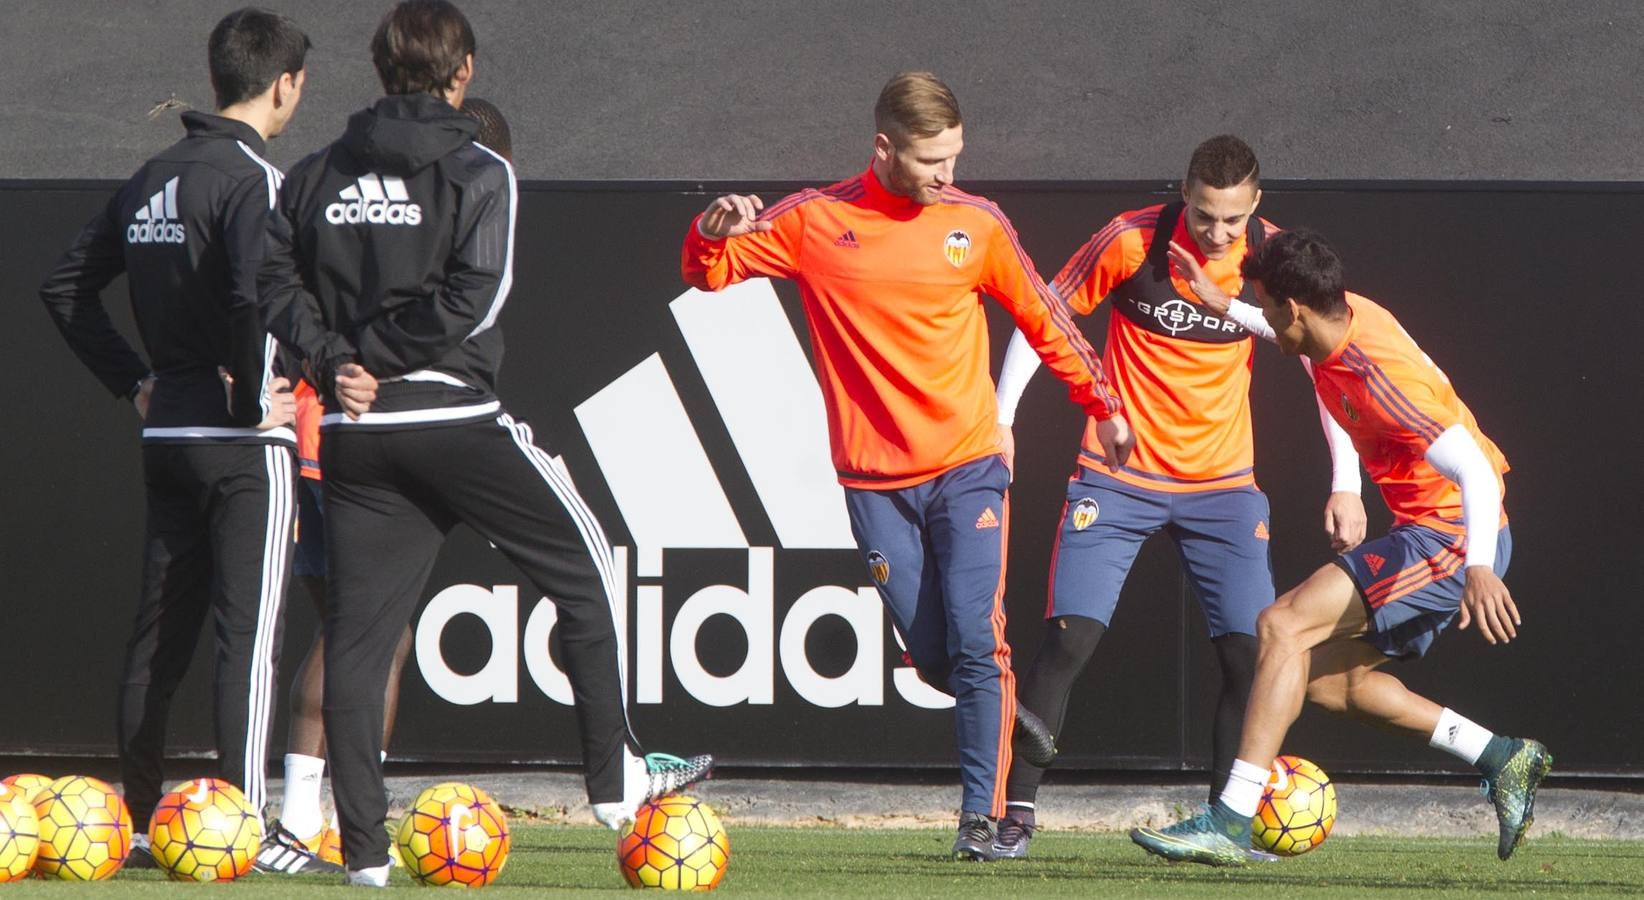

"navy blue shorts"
[1048,467,1273,637]
[1338,523,1513,659]
[293,477,326,579]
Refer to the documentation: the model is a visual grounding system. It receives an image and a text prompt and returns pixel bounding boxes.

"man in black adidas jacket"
[37,7,327,871]
[258,1,710,885]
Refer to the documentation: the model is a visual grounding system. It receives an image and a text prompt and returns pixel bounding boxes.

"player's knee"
[1254,604,1299,649]
[1037,615,1105,670]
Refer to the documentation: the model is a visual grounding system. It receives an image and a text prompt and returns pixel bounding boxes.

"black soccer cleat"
[992,815,1033,859]
[126,832,159,869]
[253,819,346,875]
[1013,704,1058,769]
[951,811,997,861]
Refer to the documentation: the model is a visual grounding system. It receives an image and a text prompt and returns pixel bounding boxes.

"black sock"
[1004,802,1035,827]
[1007,616,1106,803]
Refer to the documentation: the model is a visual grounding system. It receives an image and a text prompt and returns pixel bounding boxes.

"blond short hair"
[874,71,962,143]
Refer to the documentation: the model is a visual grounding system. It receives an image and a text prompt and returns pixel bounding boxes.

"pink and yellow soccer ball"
[395,782,510,887]
[31,775,132,880]
[148,777,262,882]
[1252,755,1338,857]
[617,795,729,891]
[0,782,41,882]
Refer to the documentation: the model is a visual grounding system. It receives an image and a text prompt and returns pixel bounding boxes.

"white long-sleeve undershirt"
[1423,424,1502,568]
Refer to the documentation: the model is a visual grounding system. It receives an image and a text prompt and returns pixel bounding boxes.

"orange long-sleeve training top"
[683,167,1120,490]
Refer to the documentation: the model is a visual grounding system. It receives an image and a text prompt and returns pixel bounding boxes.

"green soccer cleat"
[1129,803,1275,867]
[1482,738,1552,860]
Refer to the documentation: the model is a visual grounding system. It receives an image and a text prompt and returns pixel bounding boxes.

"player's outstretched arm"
[1425,424,1518,643]
[1170,240,1276,340]
[682,192,803,291]
[979,209,1126,448]
[1167,240,1233,313]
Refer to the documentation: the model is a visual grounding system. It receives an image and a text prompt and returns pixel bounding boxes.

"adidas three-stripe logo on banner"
[128,176,186,244]
[325,173,423,226]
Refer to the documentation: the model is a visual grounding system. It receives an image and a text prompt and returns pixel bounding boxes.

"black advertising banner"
[1,181,1638,776]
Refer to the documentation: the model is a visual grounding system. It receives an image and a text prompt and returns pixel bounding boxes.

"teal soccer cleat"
[1129,803,1276,867]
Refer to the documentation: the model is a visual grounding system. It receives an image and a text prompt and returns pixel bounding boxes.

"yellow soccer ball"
[395,782,510,887]
[32,775,132,880]
[148,778,262,881]
[0,782,41,882]
[1252,755,1338,857]
[617,795,729,891]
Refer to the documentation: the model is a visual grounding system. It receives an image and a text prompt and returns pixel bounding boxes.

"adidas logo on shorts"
[127,176,186,244]
[325,173,423,226]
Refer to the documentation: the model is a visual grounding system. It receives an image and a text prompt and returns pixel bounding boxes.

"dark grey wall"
[9,1,1644,181]
[4,181,1640,776]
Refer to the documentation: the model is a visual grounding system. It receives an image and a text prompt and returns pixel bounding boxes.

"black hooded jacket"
[260,93,516,428]
[39,111,290,443]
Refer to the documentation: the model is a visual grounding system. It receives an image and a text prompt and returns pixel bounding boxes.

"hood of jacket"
[340,93,478,175]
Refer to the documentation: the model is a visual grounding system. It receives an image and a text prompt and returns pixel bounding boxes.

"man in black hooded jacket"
[258,0,710,885]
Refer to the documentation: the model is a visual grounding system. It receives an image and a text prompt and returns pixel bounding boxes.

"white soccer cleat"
[344,862,391,887]
[592,750,715,831]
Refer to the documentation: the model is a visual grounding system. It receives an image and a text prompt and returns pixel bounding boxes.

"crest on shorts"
[1071,497,1100,531]
[1339,392,1359,423]
[943,230,971,267]
[866,550,890,585]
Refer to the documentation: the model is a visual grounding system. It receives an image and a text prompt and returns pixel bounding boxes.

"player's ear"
[872,132,895,164]
[1249,187,1263,216]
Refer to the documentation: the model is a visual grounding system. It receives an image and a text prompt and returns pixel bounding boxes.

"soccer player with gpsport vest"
[990,136,1366,857]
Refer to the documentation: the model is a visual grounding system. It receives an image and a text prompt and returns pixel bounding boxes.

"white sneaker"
[592,750,715,831]
[344,862,391,887]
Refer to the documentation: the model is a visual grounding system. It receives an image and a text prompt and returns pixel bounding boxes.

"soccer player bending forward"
[1130,229,1550,866]
[682,71,1132,861]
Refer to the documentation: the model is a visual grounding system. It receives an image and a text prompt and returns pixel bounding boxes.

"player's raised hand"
[1323,491,1367,553]
[698,194,774,239]
[257,376,296,430]
[1456,566,1521,645]
[334,363,378,420]
[1095,413,1135,472]
[1167,240,1232,313]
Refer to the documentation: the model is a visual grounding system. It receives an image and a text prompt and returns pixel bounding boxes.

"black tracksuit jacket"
[259,93,515,429]
[40,111,288,443]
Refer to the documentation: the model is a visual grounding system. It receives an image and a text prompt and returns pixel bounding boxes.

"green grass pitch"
[8,826,1644,897]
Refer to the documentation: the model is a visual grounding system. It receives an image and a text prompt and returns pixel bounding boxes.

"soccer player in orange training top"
[682,71,1134,861]
[989,136,1366,858]
[1130,229,1551,866]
